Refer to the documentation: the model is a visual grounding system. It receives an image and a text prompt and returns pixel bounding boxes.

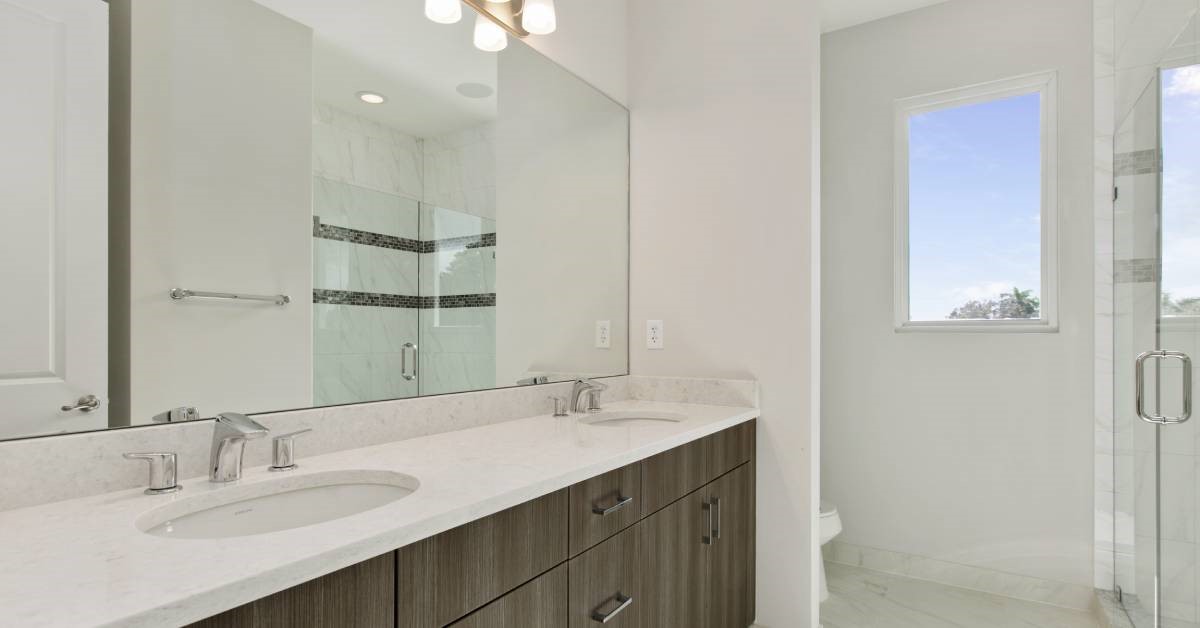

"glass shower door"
[1114,64,1200,628]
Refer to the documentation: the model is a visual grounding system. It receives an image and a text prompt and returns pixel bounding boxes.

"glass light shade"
[473,13,508,52]
[521,0,556,34]
[425,0,462,24]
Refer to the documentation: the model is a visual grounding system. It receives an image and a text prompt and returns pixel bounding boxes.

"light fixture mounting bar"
[462,0,529,37]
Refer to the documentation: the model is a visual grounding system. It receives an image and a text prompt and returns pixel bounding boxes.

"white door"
[0,0,108,438]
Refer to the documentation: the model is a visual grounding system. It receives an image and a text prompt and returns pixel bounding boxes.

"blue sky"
[908,92,1043,320]
[1162,64,1200,305]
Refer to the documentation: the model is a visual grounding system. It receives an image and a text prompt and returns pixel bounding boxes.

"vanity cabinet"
[189,553,395,628]
[188,421,756,628]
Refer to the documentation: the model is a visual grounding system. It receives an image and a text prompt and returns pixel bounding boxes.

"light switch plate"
[647,320,664,350]
[595,320,611,349]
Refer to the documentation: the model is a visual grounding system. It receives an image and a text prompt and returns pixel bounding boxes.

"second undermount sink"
[580,410,688,427]
[137,470,419,540]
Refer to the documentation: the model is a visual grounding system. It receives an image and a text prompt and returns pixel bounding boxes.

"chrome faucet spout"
[570,379,608,413]
[209,412,269,483]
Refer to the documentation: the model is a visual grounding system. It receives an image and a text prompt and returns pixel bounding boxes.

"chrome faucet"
[570,379,608,413]
[209,412,269,483]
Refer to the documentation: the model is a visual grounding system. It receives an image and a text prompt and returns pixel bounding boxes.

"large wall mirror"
[0,0,629,440]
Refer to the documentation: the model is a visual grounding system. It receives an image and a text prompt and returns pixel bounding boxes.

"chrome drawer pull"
[712,496,722,541]
[591,593,633,623]
[703,499,714,545]
[592,495,633,516]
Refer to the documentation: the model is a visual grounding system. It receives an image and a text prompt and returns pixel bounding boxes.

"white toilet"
[818,500,842,602]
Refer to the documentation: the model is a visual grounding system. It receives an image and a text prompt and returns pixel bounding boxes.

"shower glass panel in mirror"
[0,0,629,440]
[1112,1,1200,626]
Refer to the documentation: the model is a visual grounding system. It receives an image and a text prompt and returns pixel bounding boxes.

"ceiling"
[821,0,954,33]
[253,0,498,137]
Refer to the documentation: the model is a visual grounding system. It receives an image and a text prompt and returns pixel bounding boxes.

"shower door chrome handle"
[401,343,418,381]
[1136,350,1193,424]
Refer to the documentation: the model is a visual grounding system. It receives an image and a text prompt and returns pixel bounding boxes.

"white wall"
[523,0,628,105]
[628,1,823,625]
[822,0,1094,587]
[119,0,313,421]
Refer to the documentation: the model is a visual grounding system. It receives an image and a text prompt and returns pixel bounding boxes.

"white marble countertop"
[0,400,757,628]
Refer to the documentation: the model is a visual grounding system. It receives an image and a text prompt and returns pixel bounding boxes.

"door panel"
[706,464,755,628]
[639,488,707,628]
[0,0,108,437]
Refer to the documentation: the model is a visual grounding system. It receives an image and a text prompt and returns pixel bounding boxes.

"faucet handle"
[270,429,312,472]
[124,452,182,495]
[550,396,569,417]
[153,406,199,423]
[216,412,269,437]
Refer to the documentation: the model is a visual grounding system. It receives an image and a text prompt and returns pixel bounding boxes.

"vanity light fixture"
[473,12,508,52]
[426,0,557,51]
[357,91,387,105]
[520,0,557,35]
[424,0,463,24]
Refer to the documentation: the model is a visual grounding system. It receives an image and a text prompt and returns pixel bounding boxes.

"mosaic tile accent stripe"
[1114,258,1157,283]
[313,218,496,253]
[1114,149,1160,176]
[313,289,496,309]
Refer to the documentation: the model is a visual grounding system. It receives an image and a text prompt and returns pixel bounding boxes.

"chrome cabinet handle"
[401,342,419,381]
[1136,350,1193,424]
[703,499,714,545]
[712,496,722,541]
[591,593,633,624]
[270,428,312,472]
[61,395,101,413]
[592,495,634,516]
[124,452,181,495]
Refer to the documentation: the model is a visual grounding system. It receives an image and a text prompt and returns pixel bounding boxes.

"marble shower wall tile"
[628,376,759,408]
[418,307,497,395]
[0,376,632,512]
[825,541,1097,611]
[313,176,420,240]
[422,123,496,221]
[312,103,423,200]
[313,238,419,295]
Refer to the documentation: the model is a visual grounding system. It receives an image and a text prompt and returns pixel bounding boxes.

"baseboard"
[825,541,1096,612]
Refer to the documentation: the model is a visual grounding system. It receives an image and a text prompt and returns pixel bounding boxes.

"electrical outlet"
[595,320,611,349]
[646,320,664,350]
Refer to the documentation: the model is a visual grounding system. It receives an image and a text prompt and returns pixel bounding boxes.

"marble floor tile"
[821,563,1101,628]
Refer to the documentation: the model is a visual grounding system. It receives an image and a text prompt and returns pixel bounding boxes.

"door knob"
[61,395,101,413]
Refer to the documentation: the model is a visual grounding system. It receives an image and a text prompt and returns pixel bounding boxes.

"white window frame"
[893,70,1059,333]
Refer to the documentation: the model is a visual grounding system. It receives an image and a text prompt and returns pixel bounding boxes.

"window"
[1161,63,1200,318]
[894,72,1058,331]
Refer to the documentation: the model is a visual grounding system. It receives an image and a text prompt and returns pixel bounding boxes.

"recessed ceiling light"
[357,91,387,105]
[456,83,495,99]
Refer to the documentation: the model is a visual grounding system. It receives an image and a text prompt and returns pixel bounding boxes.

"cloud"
[1166,66,1200,97]
[954,282,1014,301]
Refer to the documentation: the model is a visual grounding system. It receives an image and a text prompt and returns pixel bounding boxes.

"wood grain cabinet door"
[568,524,644,628]
[189,552,395,628]
[448,564,567,628]
[638,488,708,628]
[705,464,756,628]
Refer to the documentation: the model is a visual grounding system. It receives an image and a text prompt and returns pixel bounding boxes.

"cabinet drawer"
[641,438,706,515]
[448,564,567,628]
[705,420,756,482]
[568,523,644,628]
[397,490,568,628]
[569,462,642,555]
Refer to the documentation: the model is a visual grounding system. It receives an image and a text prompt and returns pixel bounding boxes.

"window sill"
[894,320,1058,334]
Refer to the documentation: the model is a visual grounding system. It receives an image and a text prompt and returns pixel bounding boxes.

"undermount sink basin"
[580,410,687,427]
[137,470,419,539]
